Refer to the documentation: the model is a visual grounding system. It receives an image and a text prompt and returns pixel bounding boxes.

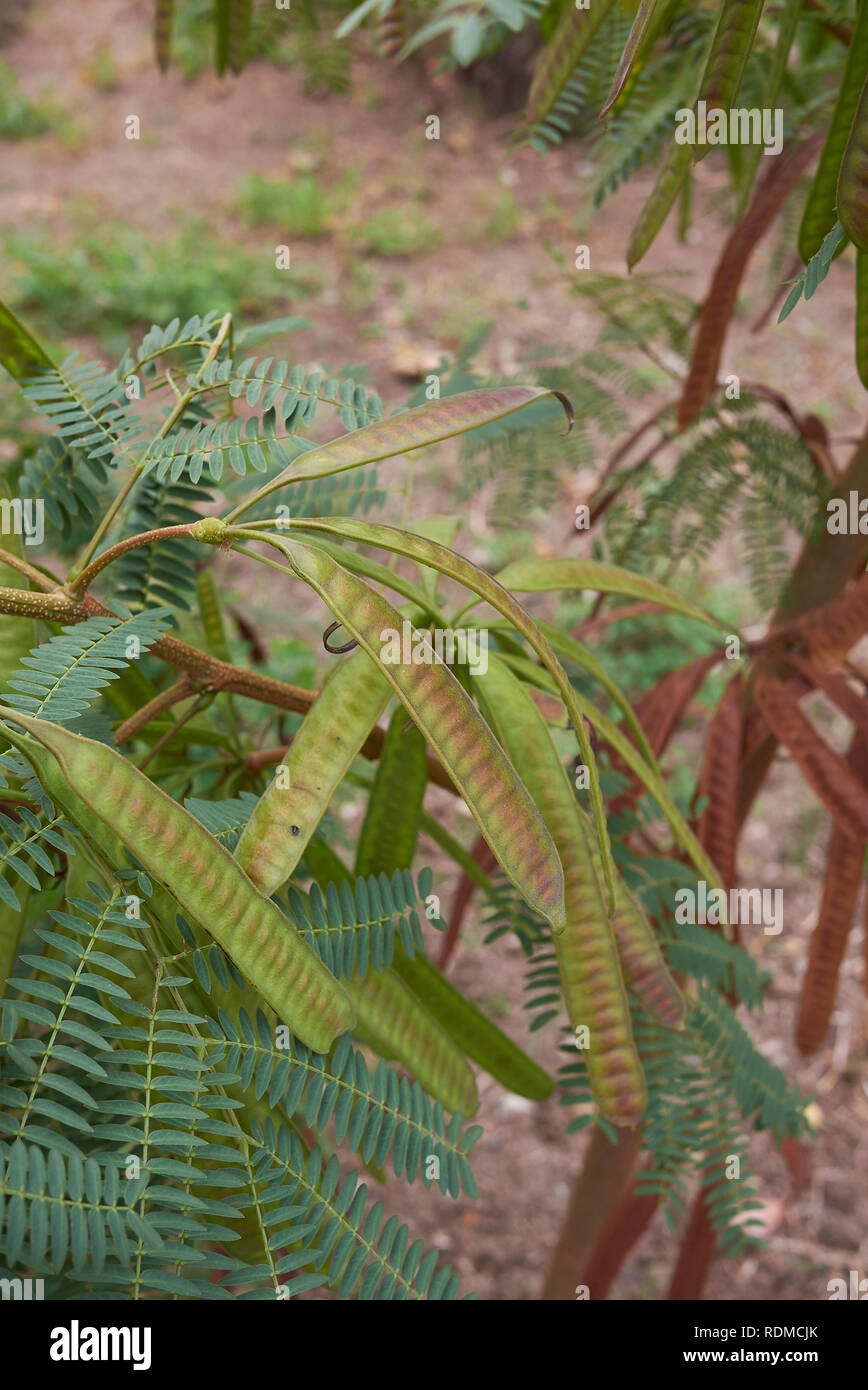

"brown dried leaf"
[677,134,824,431]
[754,671,868,839]
[796,736,867,1056]
[773,571,868,673]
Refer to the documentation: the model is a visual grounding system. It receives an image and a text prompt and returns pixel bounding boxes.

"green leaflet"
[305,837,552,1103]
[838,72,868,252]
[224,387,572,521]
[0,707,356,1054]
[799,0,868,261]
[526,0,617,126]
[246,534,568,936]
[234,649,391,896]
[0,887,30,993]
[256,516,613,911]
[0,299,54,381]
[476,657,646,1127]
[355,702,427,879]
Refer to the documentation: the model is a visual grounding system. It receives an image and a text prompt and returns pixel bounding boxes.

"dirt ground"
[1,0,867,1301]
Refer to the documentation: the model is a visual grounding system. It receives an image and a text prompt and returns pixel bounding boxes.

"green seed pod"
[572,814,685,1030]
[838,72,868,252]
[304,836,552,1103]
[0,707,355,1054]
[857,250,868,390]
[799,0,868,260]
[693,0,766,163]
[235,649,391,896]
[346,964,479,1116]
[260,519,615,907]
[274,539,567,937]
[477,657,647,1127]
[355,701,428,879]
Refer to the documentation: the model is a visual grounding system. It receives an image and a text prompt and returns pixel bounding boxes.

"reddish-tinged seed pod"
[800,0,868,260]
[0,706,355,1055]
[272,539,568,938]
[477,657,648,1127]
[572,813,685,1030]
[838,73,868,252]
[348,966,479,1116]
[235,649,391,896]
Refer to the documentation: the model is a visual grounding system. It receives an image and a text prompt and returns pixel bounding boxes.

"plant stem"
[540,1125,643,1300]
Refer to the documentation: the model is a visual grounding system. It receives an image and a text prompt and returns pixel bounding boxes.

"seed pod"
[305,836,552,1102]
[838,74,868,251]
[477,657,648,1127]
[275,539,567,936]
[573,813,685,1030]
[235,649,391,896]
[227,386,571,521]
[0,707,355,1054]
[266,519,616,908]
[347,964,478,1115]
[858,251,868,390]
[692,0,766,163]
[355,702,427,879]
[799,1,868,260]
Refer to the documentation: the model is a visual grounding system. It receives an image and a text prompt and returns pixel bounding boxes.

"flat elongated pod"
[839,75,868,251]
[858,251,868,390]
[572,814,685,1030]
[271,539,567,936]
[799,1,868,260]
[693,0,766,162]
[355,702,427,878]
[0,707,355,1054]
[227,386,571,520]
[235,649,391,896]
[304,836,552,1102]
[477,658,647,1127]
[275,517,726,899]
[346,965,479,1116]
[266,518,614,907]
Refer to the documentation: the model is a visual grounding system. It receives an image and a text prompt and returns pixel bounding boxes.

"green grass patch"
[1,216,316,355]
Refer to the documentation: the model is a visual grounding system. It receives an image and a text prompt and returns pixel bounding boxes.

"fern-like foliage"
[1,610,173,724]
